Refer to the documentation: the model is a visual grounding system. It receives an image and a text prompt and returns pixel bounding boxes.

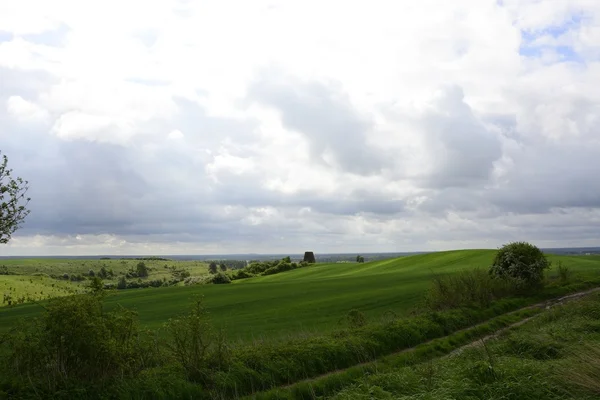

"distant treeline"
[205,259,247,270]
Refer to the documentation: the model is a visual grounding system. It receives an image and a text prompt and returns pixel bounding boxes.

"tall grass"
[425,268,523,310]
[559,345,600,394]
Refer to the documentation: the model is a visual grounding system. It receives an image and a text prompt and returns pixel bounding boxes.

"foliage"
[356,255,365,263]
[117,276,128,289]
[343,309,367,328]
[0,152,30,244]
[557,261,572,284]
[219,263,227,272]
[240,256,306,278]
[165,296,230,383]
[426,268,522,310]
[208,262,218,274]
[490,242,551,287]
[0,293,157,393]
[211,272,231,284]
[205,259,247,270]
[87,276,105,295]
[136,261,149,278]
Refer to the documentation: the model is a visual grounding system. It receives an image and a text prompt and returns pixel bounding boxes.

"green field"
[2,250,600,342]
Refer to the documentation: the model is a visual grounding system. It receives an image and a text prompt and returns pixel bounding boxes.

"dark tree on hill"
[303,251,316,263]
[0,152,30,244]
[208,262,218,274]
[136,261,149,278]
[356,255,365,263]
[219,263,227,272]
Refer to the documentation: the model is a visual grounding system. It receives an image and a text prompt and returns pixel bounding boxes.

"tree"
[489,241,551,287]
[356,255,365,263]
[136,261,149,278]
[219,263,227,272]
[208,262,218,274]
[0,152,30,244]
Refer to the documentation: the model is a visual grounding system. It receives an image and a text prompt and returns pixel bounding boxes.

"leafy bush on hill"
[211,272,231,284]
[490,241,551,287]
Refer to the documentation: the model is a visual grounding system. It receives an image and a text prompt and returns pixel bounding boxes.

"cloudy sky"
[1,0,600,256]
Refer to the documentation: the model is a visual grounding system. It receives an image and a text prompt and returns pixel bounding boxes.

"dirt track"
[274,286,600,393]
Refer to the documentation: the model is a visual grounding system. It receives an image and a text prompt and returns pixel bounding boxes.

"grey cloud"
[416,85,503,188]
[249,72,385,176]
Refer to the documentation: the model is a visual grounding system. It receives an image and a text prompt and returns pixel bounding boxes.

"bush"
[165,296,230,383]
[489,242,550,287]
[117,276,128,289]
[557,261,572,284]
[211,272,231,284]
[136,261,149,278]
[0,294,157,392]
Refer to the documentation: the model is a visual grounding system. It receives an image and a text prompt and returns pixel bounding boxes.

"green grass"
[1,250,599,342]
[327,292,600,400]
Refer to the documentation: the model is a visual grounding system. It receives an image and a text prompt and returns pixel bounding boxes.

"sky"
[1,0,600,256]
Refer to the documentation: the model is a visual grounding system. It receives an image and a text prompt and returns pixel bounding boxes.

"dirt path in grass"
[274,286,600,393]
[447,286,600,357]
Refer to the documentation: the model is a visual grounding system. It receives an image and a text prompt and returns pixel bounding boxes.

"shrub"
[489,242,550,287]
[557,261,572,284]
[343,309,367,328]
[211,272,231,284]
[136,261,149,278]
[117,276,128,289]
[231,269,254,280]
[165,296,230,383]
[0,294,157,392]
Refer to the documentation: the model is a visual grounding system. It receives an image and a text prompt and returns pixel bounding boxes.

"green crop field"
[1,250,600,342]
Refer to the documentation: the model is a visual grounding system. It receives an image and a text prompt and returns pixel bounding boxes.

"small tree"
[117,276,127,289]
[489,241,551,287]
[208,262,218,274]
[0,152,30,244]
[136,261,149,278]
[219,263,227,272]
[356,255,365,263]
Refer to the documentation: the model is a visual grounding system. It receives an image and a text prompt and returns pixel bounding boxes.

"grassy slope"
[330,292,600,400]
[1,250,599,342]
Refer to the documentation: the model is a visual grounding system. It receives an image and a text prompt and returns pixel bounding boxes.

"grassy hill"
[1,250,599,342]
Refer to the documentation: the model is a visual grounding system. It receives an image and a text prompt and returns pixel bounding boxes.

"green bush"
[0,294,157,393]
[489,242,550,287]
[136,261,149,278]
[165,296,230,383]
[212,272,231,284]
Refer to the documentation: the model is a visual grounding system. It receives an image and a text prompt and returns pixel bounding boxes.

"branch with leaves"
[0,152,31,244]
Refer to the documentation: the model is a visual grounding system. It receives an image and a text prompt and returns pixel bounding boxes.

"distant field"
[1,250,599,342]
[0,258,210,305]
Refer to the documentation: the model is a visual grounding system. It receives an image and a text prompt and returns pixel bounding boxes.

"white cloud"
[6,95,50,123]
